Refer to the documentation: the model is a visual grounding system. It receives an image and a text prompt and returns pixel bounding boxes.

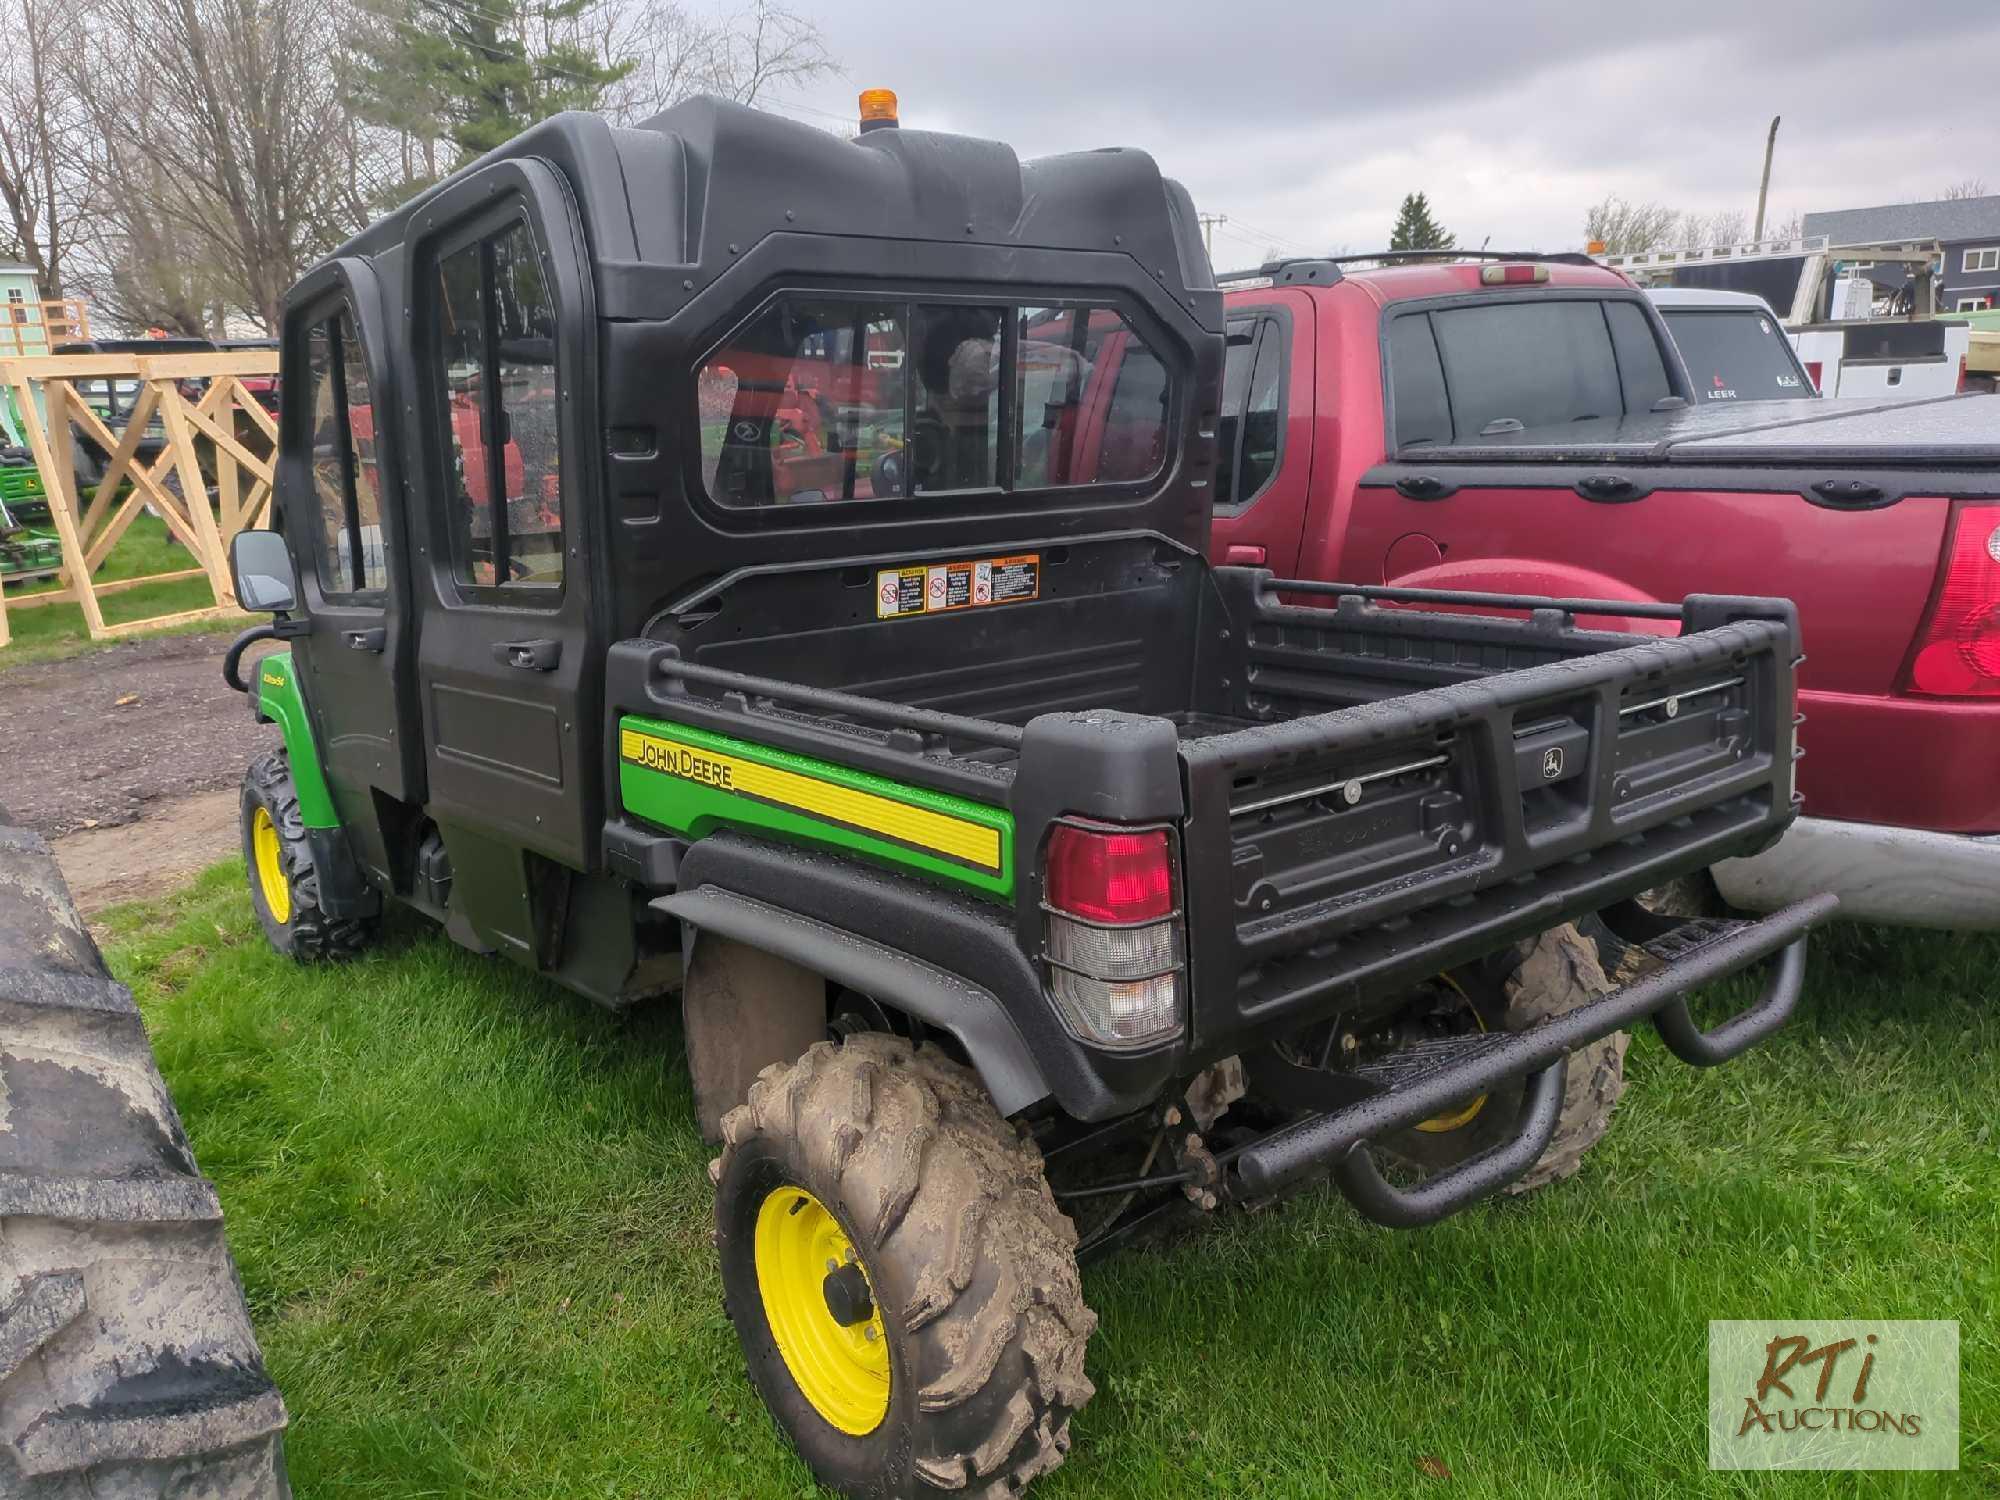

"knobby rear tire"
[714,1033,1095,1498]
[1384,921,1627,1194]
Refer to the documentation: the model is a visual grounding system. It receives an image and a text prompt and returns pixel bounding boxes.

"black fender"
[660,832,1185,1122]
[661,887,1047,1118]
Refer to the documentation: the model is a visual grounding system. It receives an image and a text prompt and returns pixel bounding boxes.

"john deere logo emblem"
[1541,746,1564,780]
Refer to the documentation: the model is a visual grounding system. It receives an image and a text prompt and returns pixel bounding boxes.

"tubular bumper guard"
[1230,893,1837,1225]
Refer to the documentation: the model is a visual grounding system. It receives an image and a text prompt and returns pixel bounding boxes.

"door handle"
[344,627,386,652]
[495,637,562,672]
[1223,544,1267,566]
[1393,474,1458,500]
[1575,474,1645,503]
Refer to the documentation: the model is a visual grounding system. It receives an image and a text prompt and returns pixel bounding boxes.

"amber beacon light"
[858,88,899,132]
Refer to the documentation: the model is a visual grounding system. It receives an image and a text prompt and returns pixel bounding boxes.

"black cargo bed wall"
[642,534,1214,752]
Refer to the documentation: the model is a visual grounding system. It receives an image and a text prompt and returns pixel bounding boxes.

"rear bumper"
[1714,816,2000,930]
[1231,895,1836,1217]
[1795,690,2000,831]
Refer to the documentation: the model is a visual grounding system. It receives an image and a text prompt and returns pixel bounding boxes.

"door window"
[304,304,386,595]
[432,218,563,590]
[1214,316,1284,508]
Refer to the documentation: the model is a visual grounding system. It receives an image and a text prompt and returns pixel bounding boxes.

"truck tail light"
[1803,360,1823,393]
[1957,355,1972,394]
[1041,821,1184,1047]
[1908,501,2000,697]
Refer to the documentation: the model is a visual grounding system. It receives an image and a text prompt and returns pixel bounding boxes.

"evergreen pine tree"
[1388,192,1456,254]
[348,0,632,179]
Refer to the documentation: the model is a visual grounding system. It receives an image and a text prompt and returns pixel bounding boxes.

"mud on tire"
[241,750,376,962]
[1384,922,1627,1195]
[714,1033,1095,1499]
[0,811,289,1496]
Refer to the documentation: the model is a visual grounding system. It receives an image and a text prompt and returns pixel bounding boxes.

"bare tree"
[1939,178,1991,201]
[1583,196,1681,255]
[0,0,89,296]
[601,0,831,122]
[70,0,371,331]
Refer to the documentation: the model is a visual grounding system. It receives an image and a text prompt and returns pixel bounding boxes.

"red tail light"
[1041,821,1183,1046]
[1957,355,1972,394]
[1045,823,1173,923]
[1908,501,2000,696]
[1804,360,1824,393]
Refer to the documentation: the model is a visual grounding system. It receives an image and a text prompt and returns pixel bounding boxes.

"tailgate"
[1176,588,1799,1050]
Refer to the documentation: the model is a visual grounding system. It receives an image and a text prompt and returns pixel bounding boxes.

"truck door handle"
[1575,474,1644,502]
[344,627,386,652]
[1223,544,1266,566]
[1394,474,1457,500]
[495,637,562,672]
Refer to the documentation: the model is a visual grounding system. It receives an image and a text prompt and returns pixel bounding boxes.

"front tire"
[714,1034,1094,1498]
[239,751,376,961]
[1384,922,1627,1194]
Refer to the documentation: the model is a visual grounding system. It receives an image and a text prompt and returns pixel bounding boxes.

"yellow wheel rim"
[251,807,291,926]
[1414,973,1488,1133]
[754,1185,890,1435]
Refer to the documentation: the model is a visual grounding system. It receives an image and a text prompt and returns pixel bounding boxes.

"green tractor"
[0,464,62,584]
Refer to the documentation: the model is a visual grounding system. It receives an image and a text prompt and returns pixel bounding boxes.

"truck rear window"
[1660,309,1813,402]
[1388,297,1674,447]
[699,296,1170,506]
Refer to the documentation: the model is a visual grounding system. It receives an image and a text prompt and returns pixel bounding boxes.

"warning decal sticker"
[876,553,1040,619]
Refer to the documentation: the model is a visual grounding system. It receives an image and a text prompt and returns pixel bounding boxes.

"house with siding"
[1803,196,2000,312]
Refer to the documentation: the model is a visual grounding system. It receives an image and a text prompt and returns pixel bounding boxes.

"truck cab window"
[702,297,910,505]
[1388,313,1451,449]
[305,305,384,595]
[699,297,1170,505]
[1430,300,1622,438]
[911,304,1004,493]
[1016,306,1168,488]
[433,219,563,590]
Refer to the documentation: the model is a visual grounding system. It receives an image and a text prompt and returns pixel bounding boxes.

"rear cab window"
[1387,295,1678,447]
[697,295,1171,507]
[1661,309,1814,402]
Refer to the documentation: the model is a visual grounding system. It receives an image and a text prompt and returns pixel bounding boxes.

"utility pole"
[1198,213,1228,259]
[1754,115,1781,241]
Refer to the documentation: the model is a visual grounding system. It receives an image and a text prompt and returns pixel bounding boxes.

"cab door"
[282,259,423,883]
[407,160,602,875]
[1207,293,1314,576]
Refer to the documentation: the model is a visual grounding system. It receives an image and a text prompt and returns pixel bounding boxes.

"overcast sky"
[764,0,2000,269]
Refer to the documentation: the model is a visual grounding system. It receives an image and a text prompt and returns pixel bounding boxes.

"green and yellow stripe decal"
[617,716,1014,898]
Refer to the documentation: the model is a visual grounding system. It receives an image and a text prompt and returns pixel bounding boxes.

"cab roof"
[316,97,1216,328]
[1219,254,1634,306]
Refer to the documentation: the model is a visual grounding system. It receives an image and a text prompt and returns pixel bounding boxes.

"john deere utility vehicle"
[222,92,1835,1496]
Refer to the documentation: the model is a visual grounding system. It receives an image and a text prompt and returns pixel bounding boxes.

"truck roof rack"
[1216,248,1602,285]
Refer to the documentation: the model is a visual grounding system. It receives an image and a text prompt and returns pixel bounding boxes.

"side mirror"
[230,529,298,614]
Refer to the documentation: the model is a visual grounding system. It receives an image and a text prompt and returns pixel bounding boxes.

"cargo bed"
[606,531,1803,1058]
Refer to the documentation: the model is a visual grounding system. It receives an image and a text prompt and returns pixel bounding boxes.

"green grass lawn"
[2,512,225,665]
[107,867,1996,1498]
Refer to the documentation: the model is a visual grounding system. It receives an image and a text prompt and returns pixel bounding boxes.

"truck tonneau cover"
[1405,392,2000,469]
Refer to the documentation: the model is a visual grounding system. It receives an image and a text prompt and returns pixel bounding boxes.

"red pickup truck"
[1212,253,2000,927]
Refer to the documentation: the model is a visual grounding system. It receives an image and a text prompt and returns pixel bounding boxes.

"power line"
[1217,214,1317,256]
